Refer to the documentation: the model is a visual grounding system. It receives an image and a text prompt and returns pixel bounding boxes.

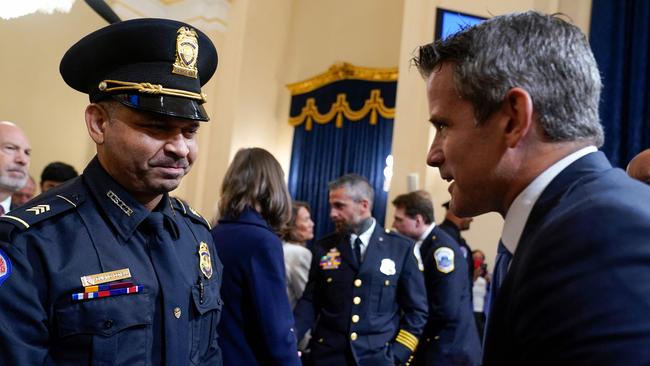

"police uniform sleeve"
[392,239,429,364]
[249,236,301,366]
[427,245,465,333]
[293,245,321,340]
[0,229,50,364]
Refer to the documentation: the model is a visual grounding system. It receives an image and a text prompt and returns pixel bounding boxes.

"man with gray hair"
[414,11,650,366]
[0,121,31,213]
[294,174,428,366]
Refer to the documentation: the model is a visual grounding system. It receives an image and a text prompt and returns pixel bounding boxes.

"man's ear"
[502,87,534,148]
[415,214,425,228]
[85,103,110,145]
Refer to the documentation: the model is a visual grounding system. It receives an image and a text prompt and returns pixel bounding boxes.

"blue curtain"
[590,0,650,167]
[288,79,396,242]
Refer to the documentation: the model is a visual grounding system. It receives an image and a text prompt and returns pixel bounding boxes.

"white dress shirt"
[350,218,376,261]
[501,146,597,255]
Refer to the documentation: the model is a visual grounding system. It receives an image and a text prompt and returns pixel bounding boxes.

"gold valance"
[289,89,395,131]
[286,62,398,96]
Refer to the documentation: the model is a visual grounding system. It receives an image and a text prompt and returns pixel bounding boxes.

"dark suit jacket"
[483,152,650,365]
[211,208,300,366]
[294,224,428,366]
[412,227,481,366]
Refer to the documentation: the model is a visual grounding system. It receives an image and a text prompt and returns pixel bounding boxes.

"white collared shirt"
[0,196,11,214]
[501,146,597,255]
[413,222,436,271]
[350,218,376,261]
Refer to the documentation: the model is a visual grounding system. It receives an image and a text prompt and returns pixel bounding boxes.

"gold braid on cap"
[98,80,207,103]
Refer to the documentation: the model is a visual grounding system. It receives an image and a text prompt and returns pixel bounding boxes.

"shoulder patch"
[1,193,82,232]
[0,248,11,287]
[434,247,455,274]
[171,197,211,229]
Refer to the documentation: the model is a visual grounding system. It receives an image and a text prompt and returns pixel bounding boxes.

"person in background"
[40,161,79,192]
[0,121,31,214]
[626,149,650,183]
[439,201,474,289]
[294,174,428,366]
[281,201,314,308]
[11,175,36,207]
[392,191,480,366]
[471,249,489,342]
[414,10,650,365]
[211,147,301,366]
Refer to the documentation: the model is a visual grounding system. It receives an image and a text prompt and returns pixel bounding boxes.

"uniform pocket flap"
[56,293,152,338]
[191,280,222,315]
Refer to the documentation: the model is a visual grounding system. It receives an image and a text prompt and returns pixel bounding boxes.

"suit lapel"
[359,226,385,274]
[499,152,612,304]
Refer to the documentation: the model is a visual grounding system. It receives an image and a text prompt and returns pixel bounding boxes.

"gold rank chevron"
[395,329,419,352]
[26,204,50,215]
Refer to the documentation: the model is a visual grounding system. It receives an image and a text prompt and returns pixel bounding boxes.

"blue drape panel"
[288,80,396,243]
[590,0,650,167]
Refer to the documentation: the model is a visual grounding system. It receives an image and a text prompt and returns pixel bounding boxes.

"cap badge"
[172,26,199,79]
[198,241,213,279]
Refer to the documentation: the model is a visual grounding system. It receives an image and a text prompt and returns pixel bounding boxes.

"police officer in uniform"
[0,19,223,365]
[391,192,480,366]
[294,174,428,366]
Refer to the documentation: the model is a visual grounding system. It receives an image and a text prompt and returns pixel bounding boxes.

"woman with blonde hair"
[211,147,300,366]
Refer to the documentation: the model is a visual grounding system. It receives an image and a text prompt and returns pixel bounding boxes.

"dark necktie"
[0,205,5,216]
[145,212,189,366]
[484,240,513,341]
[353,237,363,267]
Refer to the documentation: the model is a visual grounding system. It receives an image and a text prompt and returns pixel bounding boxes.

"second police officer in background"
[392,191,480,366]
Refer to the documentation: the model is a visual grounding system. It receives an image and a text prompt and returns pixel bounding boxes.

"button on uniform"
[353,296,361,305]
[350,332,358,341]
[174,307,182,319]
[352,315,360,323]
[354,279,362,287]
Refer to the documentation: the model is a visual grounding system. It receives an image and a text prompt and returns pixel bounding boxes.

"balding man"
[626,149,650,183]
[0,122,31,213]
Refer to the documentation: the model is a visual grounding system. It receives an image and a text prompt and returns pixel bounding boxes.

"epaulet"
[383,228,413,244]
[170,197,211,230]
[0,192,83,232]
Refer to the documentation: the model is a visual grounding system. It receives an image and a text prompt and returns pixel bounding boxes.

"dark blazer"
[294,223,428,366]
[483,152,650,366]
[211,208,301,366]
[412,226,481,366]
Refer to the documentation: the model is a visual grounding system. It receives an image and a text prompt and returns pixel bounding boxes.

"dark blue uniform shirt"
[0,157,223,365]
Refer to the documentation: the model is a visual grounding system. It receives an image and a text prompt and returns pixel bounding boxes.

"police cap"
[60,18,217,121]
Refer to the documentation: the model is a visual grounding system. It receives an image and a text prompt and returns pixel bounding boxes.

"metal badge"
[198,242,213,279]
[172,26,199,78]
[80,268,132,286]
[379,258,396,275]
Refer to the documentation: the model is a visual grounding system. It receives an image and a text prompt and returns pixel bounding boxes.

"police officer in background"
[294,174,428,366]
[439,201,474,288]
[392,191,481,366]
[0,19,223,365]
